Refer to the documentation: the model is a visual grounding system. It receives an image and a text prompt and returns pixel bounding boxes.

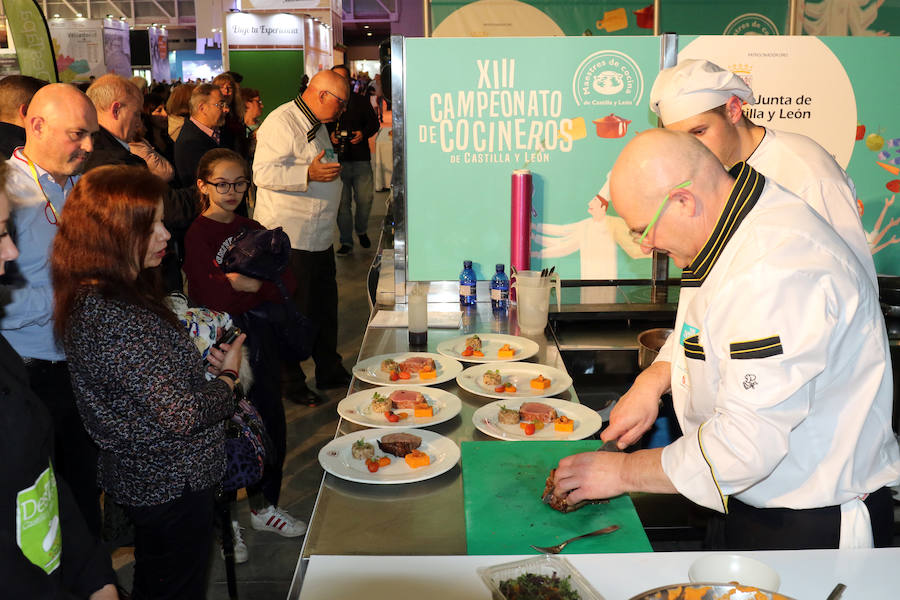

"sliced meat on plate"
[389,389,426,409]
[519,401,558,424]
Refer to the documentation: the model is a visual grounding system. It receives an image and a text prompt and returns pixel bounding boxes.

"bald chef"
[551,129,900,550]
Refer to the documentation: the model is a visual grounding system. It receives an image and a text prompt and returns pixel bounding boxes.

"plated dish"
[472,398,602,441]
[436,333,539,364]
[317,428,461,484]
[352,352,463,386]
[456,362,572,400]
[337,386,462,429]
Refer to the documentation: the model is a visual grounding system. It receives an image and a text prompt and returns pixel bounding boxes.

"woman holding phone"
[51,165,245,600]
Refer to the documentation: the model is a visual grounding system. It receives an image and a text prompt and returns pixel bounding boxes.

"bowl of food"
[478,554,605,600]
[628,583,795,600]
[688,554,781,591]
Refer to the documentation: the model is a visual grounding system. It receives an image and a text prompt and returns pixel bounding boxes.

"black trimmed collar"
[681,162,765,288]
[293,94,321,142]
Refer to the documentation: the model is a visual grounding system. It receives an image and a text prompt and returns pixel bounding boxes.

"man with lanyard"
[3,83,101,535]
[253,70,353,406]
[551,129,900,550]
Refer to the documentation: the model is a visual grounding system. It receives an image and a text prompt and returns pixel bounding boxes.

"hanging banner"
[431,0,654,37]
[49,19,104,82]
[661,2,789,35]
[148,27,171,82]
[677,35,900,275]
[102,19,131,78]
[3,0,57,81]
[405,36,663,284]
[798,0,900,36]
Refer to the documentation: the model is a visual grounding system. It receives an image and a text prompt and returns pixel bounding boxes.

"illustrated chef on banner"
[531,173,648,302]
[550,128,900,550]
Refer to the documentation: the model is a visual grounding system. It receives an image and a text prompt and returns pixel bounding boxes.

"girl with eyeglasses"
[183,149,307,563]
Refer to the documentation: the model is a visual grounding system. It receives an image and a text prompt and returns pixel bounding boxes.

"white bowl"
[688,554,781,591]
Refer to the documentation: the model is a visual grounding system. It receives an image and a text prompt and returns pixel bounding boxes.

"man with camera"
[329,65,380,257]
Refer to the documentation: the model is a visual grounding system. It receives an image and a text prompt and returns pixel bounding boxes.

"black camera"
[335,129,351,159]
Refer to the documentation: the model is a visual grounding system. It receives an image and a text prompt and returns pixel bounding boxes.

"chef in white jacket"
[604,59,879,469]
[552,129,900,549]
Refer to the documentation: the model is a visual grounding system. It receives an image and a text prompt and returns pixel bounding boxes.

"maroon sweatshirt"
[183,214,292,316]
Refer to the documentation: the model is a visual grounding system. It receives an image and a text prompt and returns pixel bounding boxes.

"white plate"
[472,398,602,441]
[337,386,462,429]
[317,428,461,484]
[456,362,573,400]
[435,333,539,363]
[352,352,463,386]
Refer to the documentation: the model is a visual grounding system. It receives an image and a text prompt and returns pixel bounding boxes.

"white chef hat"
[649,59,756,125]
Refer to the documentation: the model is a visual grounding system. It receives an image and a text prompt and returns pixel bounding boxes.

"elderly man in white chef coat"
[552,129,900,550]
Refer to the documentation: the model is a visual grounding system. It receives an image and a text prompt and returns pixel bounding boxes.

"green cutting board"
[462,440,652,555]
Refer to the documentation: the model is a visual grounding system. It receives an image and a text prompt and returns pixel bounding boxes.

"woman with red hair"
[51,165,246,600]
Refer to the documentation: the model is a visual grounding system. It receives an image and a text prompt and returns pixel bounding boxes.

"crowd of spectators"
[0,65,389,598]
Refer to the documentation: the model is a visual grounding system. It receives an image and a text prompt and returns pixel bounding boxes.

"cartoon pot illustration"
[593,114,632,138]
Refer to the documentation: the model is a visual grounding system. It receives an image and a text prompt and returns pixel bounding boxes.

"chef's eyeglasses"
[204,180,250,194]
[323,90,348,108]
[631,180,692,246]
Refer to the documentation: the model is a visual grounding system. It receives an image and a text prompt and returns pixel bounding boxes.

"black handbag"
[221,227,317,361]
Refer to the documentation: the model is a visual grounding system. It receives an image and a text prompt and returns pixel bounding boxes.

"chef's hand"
[601,361,671,449]
[350,130,364,144]
[555,448,674,505]
[309,150,342,182]
[226,272,263,293]
[553,451,627,505]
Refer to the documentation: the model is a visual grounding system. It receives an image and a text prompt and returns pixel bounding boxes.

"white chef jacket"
[748,127,876,291]
[252,97,342,252]
[655,127,877,367]
[659,163,900,548]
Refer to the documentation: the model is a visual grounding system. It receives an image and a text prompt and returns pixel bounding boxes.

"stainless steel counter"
[288,302,577,597]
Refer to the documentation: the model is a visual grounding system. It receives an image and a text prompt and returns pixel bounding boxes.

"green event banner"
[405,36,664,284]
[661,0,789,35]
[431,0,656,37]
[3,0,57,81]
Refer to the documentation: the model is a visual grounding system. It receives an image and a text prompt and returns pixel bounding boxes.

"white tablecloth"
[298,549,899,599]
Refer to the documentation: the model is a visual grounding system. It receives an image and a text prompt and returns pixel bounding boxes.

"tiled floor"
[113,191,391,599]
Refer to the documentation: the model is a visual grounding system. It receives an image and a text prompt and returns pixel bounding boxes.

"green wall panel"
[228,50,304,120]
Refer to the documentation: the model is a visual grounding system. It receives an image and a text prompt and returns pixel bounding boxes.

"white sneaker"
[221,520,248,564]
[250,505,307,538]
